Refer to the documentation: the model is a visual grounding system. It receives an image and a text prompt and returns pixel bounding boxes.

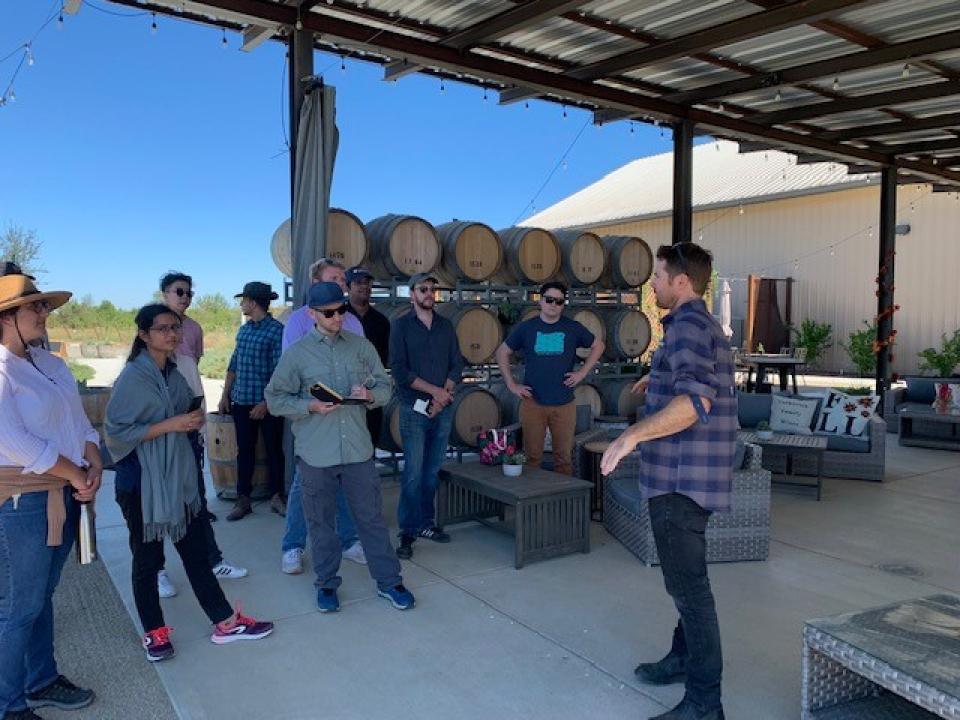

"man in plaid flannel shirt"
[602,242,736,720]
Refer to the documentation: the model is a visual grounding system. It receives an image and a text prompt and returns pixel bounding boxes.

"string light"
[829,246,835,256]
[832,77,840,91]
[151,13,157,34]
[482,87,488,102]
[440,76,445,91]
[562,160,568,171]
[57,12,64,29]
[562,104,567,119]
[738,204,744,215]
[221,29,227,48]
[340,55,346,71]
[902,64,910,79]
[630,122,635,134]
[794,259,800,271]
[26,44,34,66]
[774,89,781,102]
[524,101,529,110]
[698,230,704,242]
[718,102,724,113]
[7,88,15,103]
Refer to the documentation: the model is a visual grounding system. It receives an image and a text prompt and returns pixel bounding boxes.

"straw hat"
[0,274,71,313]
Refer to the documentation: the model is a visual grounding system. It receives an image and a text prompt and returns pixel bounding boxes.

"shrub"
[68,361,95,385]
[198,346,232,380]
[790,319,833,367]
[842,321,877,377]
[918,329,960,377]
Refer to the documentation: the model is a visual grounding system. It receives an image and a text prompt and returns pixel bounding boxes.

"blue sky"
[1,1,676,307]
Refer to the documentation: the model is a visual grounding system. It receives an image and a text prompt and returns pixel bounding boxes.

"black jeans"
[231,404,285,499]
[161,431,221,570]
[649,493,722,711]
[116,489,234,633]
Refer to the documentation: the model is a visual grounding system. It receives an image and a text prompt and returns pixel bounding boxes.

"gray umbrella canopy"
[291,84,339,307]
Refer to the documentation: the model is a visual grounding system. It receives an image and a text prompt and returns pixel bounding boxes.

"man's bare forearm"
[622,395,710,446]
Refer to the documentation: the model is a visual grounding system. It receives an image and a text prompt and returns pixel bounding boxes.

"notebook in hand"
[310,381,368,405]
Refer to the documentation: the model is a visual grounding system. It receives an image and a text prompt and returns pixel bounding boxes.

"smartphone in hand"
[188,396,204,413]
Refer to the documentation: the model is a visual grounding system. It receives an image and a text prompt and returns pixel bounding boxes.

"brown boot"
[269,493,287,517]
[226,496,252,522]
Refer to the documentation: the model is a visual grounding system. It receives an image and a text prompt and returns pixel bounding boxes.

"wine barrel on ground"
[270,209,368,278]
[600,308,652,360]
[554,229,605,286]
[365,214,442,280]
[435,221,503,284]
[491,382,522,425]
[377,398,404,453]
[435,302,502,365]
[566,307,605,359]
[79,386,111,438]
[449,386,501,448]
[601,235,653,288]
[206,413,272,500]
[494,227,561,285]
[598,379,643,419]
[574,382,603,418]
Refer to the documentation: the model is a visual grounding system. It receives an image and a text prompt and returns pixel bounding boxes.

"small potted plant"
[756,420,774,440]
[502,445,526,476]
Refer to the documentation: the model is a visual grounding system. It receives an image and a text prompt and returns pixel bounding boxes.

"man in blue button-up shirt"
[601,243,735,720]
[389,273,464,560]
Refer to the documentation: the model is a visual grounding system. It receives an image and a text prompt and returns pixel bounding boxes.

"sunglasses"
[415,286,435,294]
[317,304,348,319]
[150,322,183,335]
[171,287,194,298]
[543,296,566,306]
[24,299,52,314]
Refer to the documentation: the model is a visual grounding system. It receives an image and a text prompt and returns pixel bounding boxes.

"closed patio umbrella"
[720,279,733,340]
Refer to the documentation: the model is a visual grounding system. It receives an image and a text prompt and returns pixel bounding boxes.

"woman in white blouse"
[0,273,100,720]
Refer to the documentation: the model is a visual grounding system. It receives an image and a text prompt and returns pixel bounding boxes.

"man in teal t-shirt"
[495,282,605,475]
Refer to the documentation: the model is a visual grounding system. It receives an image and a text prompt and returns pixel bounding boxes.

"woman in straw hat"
[0,273,99,720]
[104,304,273,663]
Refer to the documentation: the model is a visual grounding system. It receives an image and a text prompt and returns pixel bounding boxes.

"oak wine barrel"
[435,221,503,284]
[566,307,605,359]
[435,303,502,365]
[554,229,605,286]
[79,386,111,438]
[494,227,561,285]
[365,214,442,280]
[602,235,653,288]
[598,379,644,419]
[600,308,652,360]
[270,208,368,278]
[573,382,603,418]
[377,398,404,453]
[449,386,501,448]
[206,413,272,500]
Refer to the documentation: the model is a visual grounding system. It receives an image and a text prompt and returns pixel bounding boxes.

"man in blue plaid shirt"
[218,282,286,522]
[601,242,736,720]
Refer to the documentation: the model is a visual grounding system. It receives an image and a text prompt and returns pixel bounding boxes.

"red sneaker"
[143,626,175,662]
[210,612,274,645]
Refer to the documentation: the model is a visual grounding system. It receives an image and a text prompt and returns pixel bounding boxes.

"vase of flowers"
[756,420,774,440]
[502,446,526,477]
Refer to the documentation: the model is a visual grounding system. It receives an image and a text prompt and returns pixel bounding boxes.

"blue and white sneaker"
[378,584,415,610]
[316,588,340,613]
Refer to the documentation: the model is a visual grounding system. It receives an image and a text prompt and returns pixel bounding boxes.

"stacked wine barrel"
[270,211,655,446]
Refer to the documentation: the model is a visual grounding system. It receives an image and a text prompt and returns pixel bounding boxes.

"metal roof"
[522,139,878,229]
[107,0,960,187]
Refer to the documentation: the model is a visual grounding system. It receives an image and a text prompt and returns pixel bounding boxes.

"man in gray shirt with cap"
[265,282,415,613]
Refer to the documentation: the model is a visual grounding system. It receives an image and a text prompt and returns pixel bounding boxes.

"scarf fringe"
[142,494,204,544]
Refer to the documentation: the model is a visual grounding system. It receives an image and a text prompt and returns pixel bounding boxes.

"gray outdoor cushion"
[608,475,644,515]
[814,432,871,453]
[904,376,960,404]
[738,393,772,428]
[732,439,747,470]
[897,402,937,415]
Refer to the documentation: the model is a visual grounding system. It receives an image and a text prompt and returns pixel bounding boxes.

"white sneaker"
[212,561,248,579]
[342,543,367,565]
[157,570,177,599]
[282,548,304,575]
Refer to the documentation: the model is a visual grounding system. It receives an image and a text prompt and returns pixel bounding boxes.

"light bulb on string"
[151,13,158,34]
[26,45,34,66]
[902,64,910,79]
[910,202,916,212]
[295,18,303,31]
[698,230,704,242]
[738,204,744,215]
[562,160,568,171]
[440,77,445,92]
[524,101,529,110]
[562,104,567,119]
[774,88,781,103]
[630,122,635,134]
[794,259,800,271]
[221,29,227,48]
[718,102,724,113]
[340,55,346,71]
[832,77,840,91]
[829,246,835,256]
[7,88,15,103]
[764,152,769,162]
[482,87,487,102]
[57,12,63,29]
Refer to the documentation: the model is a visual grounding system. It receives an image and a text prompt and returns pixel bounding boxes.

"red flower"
[506,445,515,455]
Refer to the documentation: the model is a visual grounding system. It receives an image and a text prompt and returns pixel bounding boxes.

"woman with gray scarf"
[105,304,273,663]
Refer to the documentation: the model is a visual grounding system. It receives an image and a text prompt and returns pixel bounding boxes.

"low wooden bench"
[803,594,960,719]
[437,462,591,569]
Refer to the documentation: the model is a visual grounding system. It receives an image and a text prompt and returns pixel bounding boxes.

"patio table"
[737,430,827,500]
[899,408,960,451]
[743,353,805,393]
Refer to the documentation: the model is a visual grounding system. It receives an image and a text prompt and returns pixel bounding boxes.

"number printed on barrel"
[532,263,543,269]
[403,258,423,266]
[469,260,483,268]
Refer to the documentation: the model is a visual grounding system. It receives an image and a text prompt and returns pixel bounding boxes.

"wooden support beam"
[673,120,694,246]
[668,29,960,106]
[875,166,896,404]
[752,80,960,126]
[567,0,884,81]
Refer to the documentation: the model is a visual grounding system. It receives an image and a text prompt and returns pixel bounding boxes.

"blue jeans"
[282,468,358,552]
[649,493,723,711]
[0,488,78,715]
[398,403,454,537]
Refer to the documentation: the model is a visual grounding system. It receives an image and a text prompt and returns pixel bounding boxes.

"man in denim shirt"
[602,243,736,720]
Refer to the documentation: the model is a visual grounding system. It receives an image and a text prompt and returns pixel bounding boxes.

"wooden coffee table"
[437,462,591,568]
[737,430,828,501]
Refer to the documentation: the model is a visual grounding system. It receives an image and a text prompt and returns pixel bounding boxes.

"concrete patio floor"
[67,437,959,720]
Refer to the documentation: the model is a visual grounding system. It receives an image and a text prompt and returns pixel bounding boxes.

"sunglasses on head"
[543,295,565,306]
[170,287,194,298]
[317,304,348,319]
